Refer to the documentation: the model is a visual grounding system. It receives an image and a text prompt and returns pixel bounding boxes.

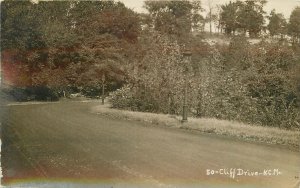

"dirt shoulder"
[91,104,300,151]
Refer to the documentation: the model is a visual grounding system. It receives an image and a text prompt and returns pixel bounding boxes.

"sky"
[119,0,300,19]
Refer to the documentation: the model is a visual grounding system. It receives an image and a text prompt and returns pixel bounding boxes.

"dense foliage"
[267,9,287,37]
[1,0,300,130]
[1,0,139,98]
[219,0,266,37]
[110,33,300,129]
[288,7,300,43]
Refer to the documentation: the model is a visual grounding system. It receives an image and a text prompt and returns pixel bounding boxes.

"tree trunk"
[102,74,105,105]
[209,9,212,35]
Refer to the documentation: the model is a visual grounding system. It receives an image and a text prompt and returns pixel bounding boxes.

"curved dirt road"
[1,101,300,188]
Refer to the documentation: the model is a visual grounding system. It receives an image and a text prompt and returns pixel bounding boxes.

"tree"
[1,0,46,51]
[267,9,287,38]
[1,0,140,101]
[237,0,266,37]
[69,1,139,42]
[144,0,204,42]
[69,1,140,101]
[111,32,188,113]
[219,0,266,36]
[288,7,300,44]
[1,0,47,88]
[219,1,241,35]
[205,0,219,35]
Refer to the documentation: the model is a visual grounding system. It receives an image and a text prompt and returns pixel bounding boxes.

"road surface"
[1,101,300,188]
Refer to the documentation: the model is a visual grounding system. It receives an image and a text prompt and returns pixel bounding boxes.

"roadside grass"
[92,104,300,150]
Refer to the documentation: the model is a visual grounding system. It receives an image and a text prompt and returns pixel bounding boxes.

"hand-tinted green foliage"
[1,1,45,50]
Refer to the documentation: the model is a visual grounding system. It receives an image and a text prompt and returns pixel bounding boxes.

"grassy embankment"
[92,103,300,150]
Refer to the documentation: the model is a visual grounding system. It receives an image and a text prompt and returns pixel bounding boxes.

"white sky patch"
[119,0,300,18]
[119,0,147,13]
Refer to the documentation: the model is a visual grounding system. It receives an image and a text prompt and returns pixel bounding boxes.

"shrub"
[112,34,300,130]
